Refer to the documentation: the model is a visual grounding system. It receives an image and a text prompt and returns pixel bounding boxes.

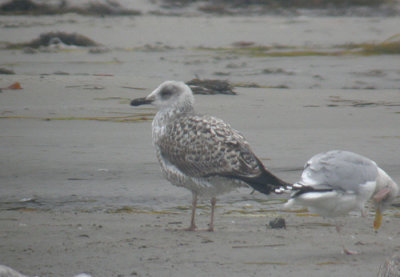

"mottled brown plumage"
[158,114,260,179]
[131,80,289,231]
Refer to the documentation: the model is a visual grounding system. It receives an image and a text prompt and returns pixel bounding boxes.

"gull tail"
[274,182,333,196]
[240,168,292,195]
[275,182,303,194]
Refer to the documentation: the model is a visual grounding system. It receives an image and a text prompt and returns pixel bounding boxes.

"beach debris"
[92,73,114,77]
[159,0,398,16]
[0,114,154,123]
[344,33,400,55]
[268,217,286,229]
[7,32,100,50]
[0,0,48,14]
[233,243,285,249]
[0,265,29,277]
[0,68,15,74]
[1,82,22,90]
[29,32,98,48]
[244,261,288,265]
[67,1,141,16]
[200,237,214,243]
[196,34,400,58]
[121,86,147,90]
[106,206,177,214]
[82,85,104,90]
[234,82,264,88]
[53,71,69,75]
[22,47,38,54]
[0,0,141,16]
[328,96,400,108]
[186,79,237,95]
[88,46,110,54]
[139,43,175,52]
[19,197,36,203]
[378,254,400,277]
[232,41,255,48]
[262,68,295,75]
[198,3,231,14]
[74,274,92,277]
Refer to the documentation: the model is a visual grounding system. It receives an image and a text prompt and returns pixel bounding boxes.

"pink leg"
[335,223,358,255]
[208,197,217,232]
[185,193,197,231]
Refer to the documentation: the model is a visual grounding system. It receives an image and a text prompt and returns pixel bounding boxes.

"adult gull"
[131,80,290,231]
[277,150,399,254]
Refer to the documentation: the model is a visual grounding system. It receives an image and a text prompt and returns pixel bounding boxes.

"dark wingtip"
[130,97,152,106]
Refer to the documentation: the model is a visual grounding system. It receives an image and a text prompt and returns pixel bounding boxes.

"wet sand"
[0,6,400,277]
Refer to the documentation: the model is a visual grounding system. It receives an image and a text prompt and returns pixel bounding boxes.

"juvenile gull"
[278,150,399,254]
[131,80,289,231]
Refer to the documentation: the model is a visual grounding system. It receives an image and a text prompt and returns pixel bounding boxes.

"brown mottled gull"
[131,80,289,231]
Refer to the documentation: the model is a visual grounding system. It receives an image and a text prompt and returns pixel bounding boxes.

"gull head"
[374,168,399,209]
[372,168,399,230]
[131,81,195,112]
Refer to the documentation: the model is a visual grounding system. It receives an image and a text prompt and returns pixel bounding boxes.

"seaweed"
[161,0,393,9]
[0,0,141,16]
[186,79,237,95]
[106,206,178,214]
[195,34,400,57]
[0,0,50,14]
[6,32,100,49]
[0,68,15,74]
[343,38,400,55]
[0,113,154,123]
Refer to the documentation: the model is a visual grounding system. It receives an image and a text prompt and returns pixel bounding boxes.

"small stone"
[268,217,286,229]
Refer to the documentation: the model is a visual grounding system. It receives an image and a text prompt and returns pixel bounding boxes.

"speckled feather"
[156,113,262,180]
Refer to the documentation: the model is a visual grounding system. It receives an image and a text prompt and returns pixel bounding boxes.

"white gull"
[131,80,289,231]
[278,150,399,254]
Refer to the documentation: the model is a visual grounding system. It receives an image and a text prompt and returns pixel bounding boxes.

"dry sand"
[0,5,400,277]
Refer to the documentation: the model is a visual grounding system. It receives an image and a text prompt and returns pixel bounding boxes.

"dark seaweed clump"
[30,32,99,48]
[163,0,391,8]
[0,68,15,74]
[269,217,286,229]
[0,0,141,16]
[161,0,398,15]
[186,79,237,95]
[6,32,100,49]
[0,0,44,13]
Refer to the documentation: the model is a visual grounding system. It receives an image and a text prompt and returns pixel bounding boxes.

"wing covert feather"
[301,150,378,192]
[157,114,262,178]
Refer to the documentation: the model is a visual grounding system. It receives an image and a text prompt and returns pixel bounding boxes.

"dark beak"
[130,97,153,106]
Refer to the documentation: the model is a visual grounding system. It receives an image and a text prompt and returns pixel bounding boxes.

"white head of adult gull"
[278,150,399,254]
[131,80,290,231]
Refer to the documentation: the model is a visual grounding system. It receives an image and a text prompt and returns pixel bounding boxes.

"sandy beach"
[1,1,400,276]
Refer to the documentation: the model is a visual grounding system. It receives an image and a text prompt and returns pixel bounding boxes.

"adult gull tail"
[131,80,290,231]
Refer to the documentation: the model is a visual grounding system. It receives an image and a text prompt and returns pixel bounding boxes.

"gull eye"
[160,87,175,99]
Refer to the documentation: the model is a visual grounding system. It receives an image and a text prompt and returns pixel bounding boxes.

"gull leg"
[361,207,367,218]
[208,197,217,232]
[335,222,358,255]
[185,193,197,231]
